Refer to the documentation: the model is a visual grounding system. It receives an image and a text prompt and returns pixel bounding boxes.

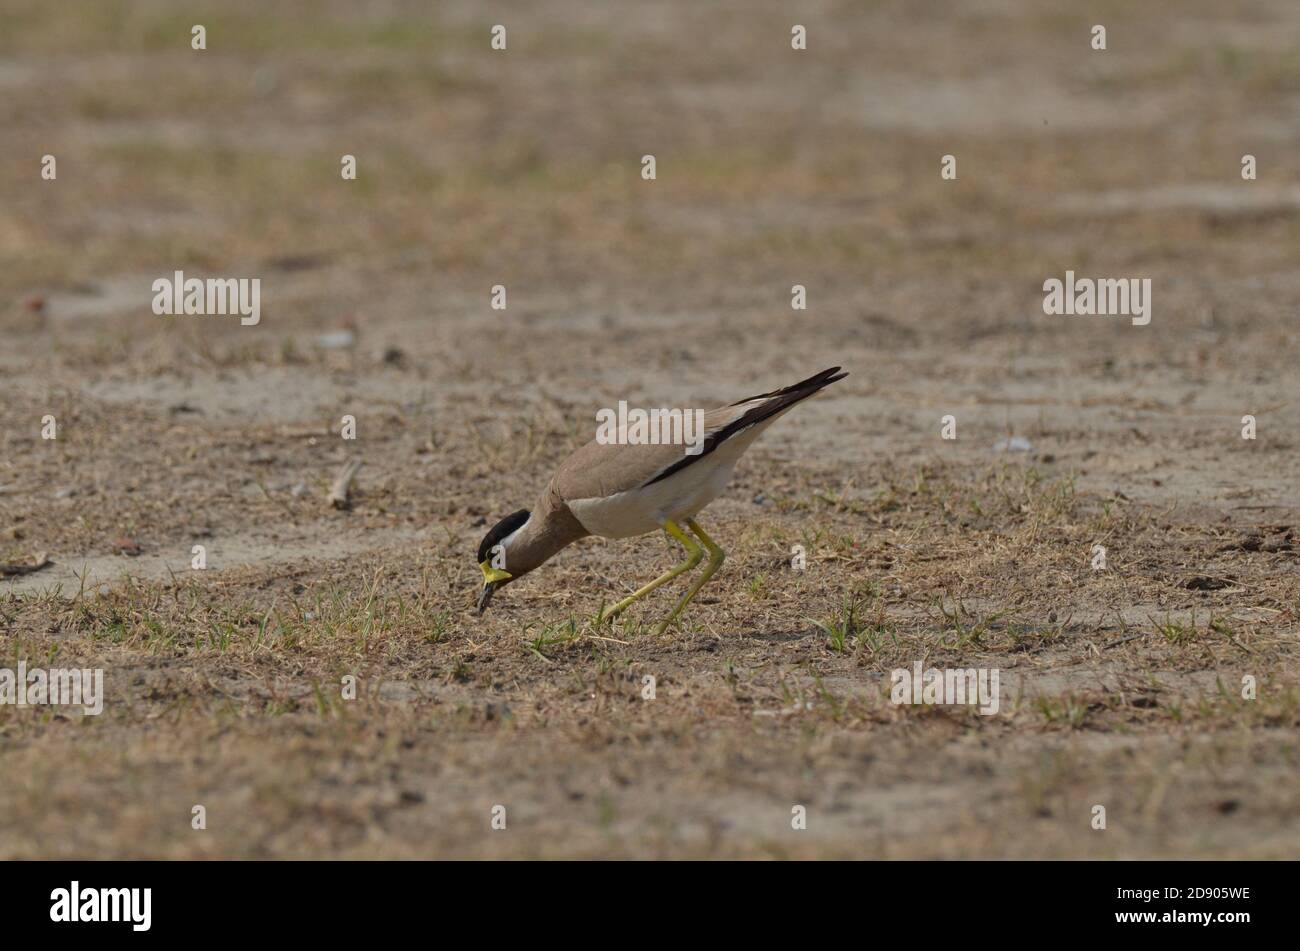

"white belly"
[568,454,739,538]
[567,410,784,538]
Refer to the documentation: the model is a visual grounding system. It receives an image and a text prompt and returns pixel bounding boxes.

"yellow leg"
[598,520,702,623]
[654,518,726,635]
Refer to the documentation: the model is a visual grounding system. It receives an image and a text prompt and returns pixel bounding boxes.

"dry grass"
[1,0,1298,858]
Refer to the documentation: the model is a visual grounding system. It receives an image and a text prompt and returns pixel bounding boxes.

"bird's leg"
[598,520,702,623]
[654,518,726,635]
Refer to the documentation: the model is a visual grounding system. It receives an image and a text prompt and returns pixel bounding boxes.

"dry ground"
[1,0,1298,858]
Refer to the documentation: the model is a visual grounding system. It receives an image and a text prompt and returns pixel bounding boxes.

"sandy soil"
[1,0,1297,858]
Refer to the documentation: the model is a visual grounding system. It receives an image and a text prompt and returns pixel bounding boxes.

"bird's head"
[475,509,531,614]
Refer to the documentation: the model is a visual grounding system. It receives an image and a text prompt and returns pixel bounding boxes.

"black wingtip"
[729,366,848,406]
[644,367,848,489]
[798,366,846,387]
[786,366,847,399]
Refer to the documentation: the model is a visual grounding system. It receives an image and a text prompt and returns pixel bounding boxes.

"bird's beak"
[476,582,496,614]
[477,560,512,615]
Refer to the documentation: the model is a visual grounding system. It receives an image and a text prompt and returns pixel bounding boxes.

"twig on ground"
[328,457,363,510]
[0,553,51,577]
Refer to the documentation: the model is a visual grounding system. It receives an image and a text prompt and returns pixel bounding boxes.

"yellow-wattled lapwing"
[475,367,848,632]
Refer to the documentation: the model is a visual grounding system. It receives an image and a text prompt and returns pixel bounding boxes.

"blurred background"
[0,0,1297,858]
[4,1,1299,500]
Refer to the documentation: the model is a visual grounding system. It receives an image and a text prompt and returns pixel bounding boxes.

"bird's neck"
[507,493,589,576]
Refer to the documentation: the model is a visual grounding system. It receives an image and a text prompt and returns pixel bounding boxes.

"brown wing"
[642,367,846,487]
[549,367,847,499]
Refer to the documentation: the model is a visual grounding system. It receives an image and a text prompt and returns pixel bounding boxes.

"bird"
[475,366,848,633]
